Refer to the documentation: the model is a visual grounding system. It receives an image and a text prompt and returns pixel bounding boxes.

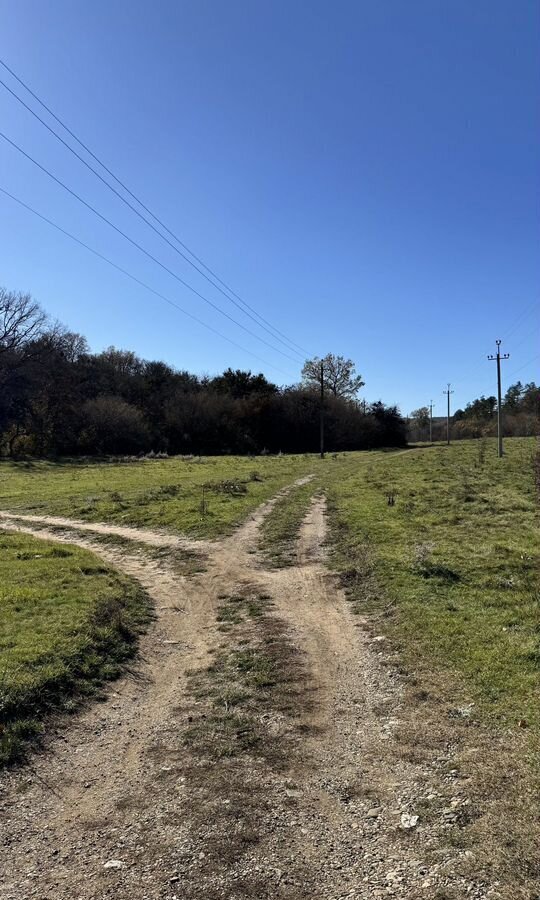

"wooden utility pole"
[488,339,510,458]
[429,400,434,444]
[319,360,325,458]
[443,384,454,445]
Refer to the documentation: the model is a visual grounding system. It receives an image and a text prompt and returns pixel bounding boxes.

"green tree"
[504,382,524,410]
[410,406,430,429]
[210,368,277,399]
[301,353,364,399]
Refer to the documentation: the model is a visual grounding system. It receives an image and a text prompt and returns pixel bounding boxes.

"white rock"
[103,859,124,869]
[400,813,419,829]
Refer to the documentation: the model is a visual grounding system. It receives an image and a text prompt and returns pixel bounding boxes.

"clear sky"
[1,0,538,414]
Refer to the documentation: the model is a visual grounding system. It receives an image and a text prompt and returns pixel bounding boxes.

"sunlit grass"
[0,530,149,764]
[327,437,539,727]
[0,454,328,537]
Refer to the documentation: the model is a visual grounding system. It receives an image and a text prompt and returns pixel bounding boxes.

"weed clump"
[205,480,248,496]
[412,542,460,582]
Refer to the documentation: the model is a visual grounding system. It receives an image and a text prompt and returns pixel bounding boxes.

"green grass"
[258,449,405,566]
[0,454,327,538]
[259,476,322,567]
[0,529,150,764]
[326,437,539,728]
[1,438,537,757]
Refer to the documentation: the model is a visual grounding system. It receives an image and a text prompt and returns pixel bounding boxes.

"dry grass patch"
[170,584,315,896]
[258,479,320,568]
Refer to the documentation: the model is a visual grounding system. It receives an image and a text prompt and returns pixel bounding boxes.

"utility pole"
[443,384,454,445]
[319,359,325,459]
[429,400,434,444]
[488,339,510,458]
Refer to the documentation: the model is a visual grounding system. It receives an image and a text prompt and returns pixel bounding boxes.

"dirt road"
[0,486,486,899]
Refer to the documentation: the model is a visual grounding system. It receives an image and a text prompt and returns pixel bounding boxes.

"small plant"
[412,541,436,574]
[156,483,179,497]
[412,541,459,582]
[205,479,248,496]
[48,547,73,558]
[477,438,487,468]
[199,484,209,517]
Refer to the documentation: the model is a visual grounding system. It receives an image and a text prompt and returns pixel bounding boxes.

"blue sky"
[1,0,538,414]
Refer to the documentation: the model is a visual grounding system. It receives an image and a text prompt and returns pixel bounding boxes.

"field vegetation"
[0,454,323,538]
[257,436,539,893]
[1,438,538,788]
[3,438,537,727]
[327,437,539,727]
[259,475,323,566]
[0,530,149,764]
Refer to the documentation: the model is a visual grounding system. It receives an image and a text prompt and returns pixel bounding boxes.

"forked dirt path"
[0,485,483,900]
[0,510,214,551]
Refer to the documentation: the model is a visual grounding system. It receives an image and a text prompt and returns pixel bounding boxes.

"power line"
[501,300,539,342]
[509,326,540,356]
[0,185,296,379]
[0,75,307,362]
[0,57,312,359]
[456,351,539,406]
[505,353,540,382]
[448,298,539,393]
[0,129,303,365]
[474,352,540,397]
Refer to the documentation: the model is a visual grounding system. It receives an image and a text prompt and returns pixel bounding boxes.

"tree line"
[409,381,538,443]
[0,288,406,457]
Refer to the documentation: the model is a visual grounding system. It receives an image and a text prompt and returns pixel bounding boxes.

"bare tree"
[0,288,48,354]
[55,331,89,362]
[301,353,364,399]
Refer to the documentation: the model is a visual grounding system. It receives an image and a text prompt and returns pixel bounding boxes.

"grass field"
[257,450,409,565]
[1,438,537,769]
[0,454,327,537]
[326,436,539,728]
[0,530,149,765]
[259,475,323,566]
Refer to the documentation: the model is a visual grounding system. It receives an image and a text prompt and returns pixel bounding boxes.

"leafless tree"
[301,353,364,399]
[55,331,89,362]
[0,288,48,354]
